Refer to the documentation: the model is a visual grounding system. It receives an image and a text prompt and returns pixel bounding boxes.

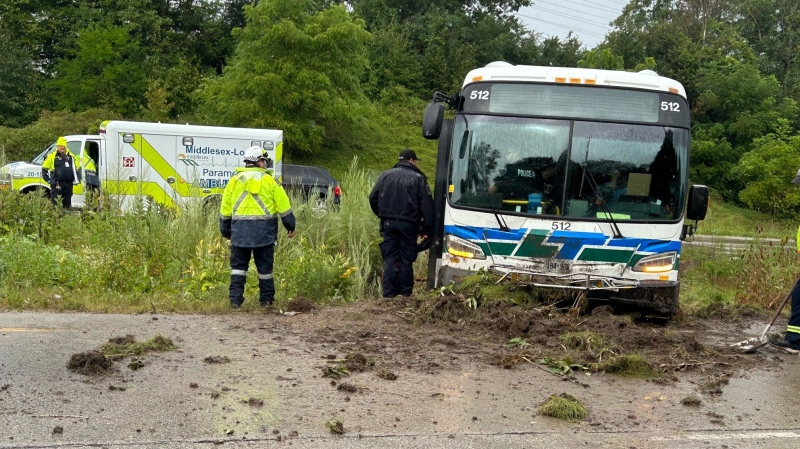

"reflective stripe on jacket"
[220,167,295,247]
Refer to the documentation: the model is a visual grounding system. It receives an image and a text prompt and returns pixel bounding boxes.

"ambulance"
[0,121,284,210]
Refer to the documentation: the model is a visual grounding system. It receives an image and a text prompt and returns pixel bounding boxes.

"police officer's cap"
[399,148,420,161]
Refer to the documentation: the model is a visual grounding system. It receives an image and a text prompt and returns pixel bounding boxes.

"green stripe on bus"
[577,247,635,263]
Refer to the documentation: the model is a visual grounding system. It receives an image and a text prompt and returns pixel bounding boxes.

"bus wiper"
[580,163,623,239]
[476,168,510,232]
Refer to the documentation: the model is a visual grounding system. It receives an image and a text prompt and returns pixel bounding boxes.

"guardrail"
[684,235,795,253]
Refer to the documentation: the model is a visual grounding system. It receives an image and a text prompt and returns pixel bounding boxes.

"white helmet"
[243,146,266,163]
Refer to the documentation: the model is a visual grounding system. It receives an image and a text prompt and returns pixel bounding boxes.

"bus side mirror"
[686,184,709,221]
[422,103,444,139]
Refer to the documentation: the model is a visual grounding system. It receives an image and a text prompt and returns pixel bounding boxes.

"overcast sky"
[516,0,628,49]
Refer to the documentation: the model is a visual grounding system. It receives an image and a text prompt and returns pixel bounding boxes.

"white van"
[0,121,284,210]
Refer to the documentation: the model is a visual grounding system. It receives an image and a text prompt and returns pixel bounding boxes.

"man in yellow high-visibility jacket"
[769,168,800,354]
[41,136,81,208]
[220,146,296,308]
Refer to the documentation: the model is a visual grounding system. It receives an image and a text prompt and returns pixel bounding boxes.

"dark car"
[280,164,341,211]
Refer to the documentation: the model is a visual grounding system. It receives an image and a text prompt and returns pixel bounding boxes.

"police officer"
[220,147,296,308]
[768,168,800,354]
[42,136,81,208]
[369,148,434,298]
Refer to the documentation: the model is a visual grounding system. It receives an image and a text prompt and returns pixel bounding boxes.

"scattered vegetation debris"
[344,353,374,372]
[108,335,135,345]
[431,393,445,399]
[593,355,657,378]
[127,358,144,371]
[67,350,113,376]
[707,412,725,425]
[108,385,127,391]
[286,297,316,313]
[377,369,398,380]
[210,392,221,399]
[52,426,63,435]
[101,334,177,357]
[701,375,730,396]
[506,337,530,348]
[560,331,605,352]
[204,356,231,364]
[681,395,702,407]
[325,419,344,434]
[492,351,527,369]
[322,367,350,379]
[538,393,588,422]
[247,398,264,407]
[189,383,199,388]
[225,429,234,436]
[540,357,588,376]
[337,382,358,393]
[0,384,9,392]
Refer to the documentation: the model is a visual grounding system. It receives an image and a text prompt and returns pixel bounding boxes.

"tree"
[737,0,800,95]
[578,48,624,70]
[735,125,800,216]
[47,24,149,117]
[198,0,373,155]
[0,33,41,127]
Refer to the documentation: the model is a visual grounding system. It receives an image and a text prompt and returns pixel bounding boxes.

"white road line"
[653,431,800,441]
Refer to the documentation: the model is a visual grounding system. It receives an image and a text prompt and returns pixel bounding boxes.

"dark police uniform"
[369,150,434,297]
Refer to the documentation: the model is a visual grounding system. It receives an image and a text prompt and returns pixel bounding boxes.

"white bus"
[422,62,709,317]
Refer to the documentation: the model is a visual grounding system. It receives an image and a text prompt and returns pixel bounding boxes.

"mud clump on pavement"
[336,382,358,393]
[344,353,374,372]
[538,393,588,422]
[325,419,344,434]
[67,350,113,375]
[204,356,231,364]
[377,369,398,380]
[286,297,316,313]
[101,334,177,357]
[681,395,702,407]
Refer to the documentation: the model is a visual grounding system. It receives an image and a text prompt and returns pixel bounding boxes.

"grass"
[0,160,384,313]
[538,393,588,422]
[101,334,177,356]
[696,191,795,239]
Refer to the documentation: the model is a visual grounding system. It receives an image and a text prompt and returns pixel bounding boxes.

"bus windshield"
[448,114,688,221]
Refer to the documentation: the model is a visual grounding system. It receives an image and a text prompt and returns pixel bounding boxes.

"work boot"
[768,336,800,354]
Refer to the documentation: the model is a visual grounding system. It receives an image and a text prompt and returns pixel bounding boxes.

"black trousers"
[379,219,418,297]
[50,182,73,208]
[229,244,275,306]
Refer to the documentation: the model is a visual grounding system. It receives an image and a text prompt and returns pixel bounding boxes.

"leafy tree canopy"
[198,0,372,155]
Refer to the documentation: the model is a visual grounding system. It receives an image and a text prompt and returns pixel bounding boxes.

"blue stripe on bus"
[444,225,682,257]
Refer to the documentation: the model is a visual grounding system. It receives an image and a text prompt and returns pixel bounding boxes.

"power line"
[515,12,606,38]
[536,0,621,15]
[531,5,612,28]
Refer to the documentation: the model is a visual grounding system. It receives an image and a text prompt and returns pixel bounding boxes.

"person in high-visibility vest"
[79,149,100,209]
[769,168,800,354]
[41,136,81,208]
[219,146,296,308]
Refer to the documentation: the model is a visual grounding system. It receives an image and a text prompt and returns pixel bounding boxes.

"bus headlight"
[632,252,677,273]
[445,234,486,260]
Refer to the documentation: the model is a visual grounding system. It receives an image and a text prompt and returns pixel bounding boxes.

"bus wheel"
[607,285,680,319]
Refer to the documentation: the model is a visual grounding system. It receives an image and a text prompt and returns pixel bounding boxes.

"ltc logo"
[177,154,199,166]
[122,157,135,168]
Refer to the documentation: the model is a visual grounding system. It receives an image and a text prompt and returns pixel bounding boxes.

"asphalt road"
[2,311,799,449]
